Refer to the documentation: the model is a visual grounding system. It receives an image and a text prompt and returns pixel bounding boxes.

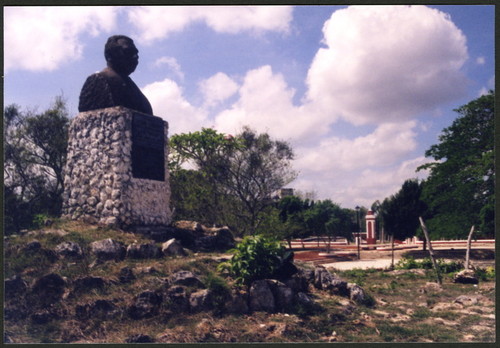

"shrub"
[395,256,463,274]
[204,272,231,314]
[475,266,495,281]
[395,256,419,270]
[217,234,288,286]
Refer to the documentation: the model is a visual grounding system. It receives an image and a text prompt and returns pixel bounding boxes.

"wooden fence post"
[418,217,442,285]
[465,225,475,270]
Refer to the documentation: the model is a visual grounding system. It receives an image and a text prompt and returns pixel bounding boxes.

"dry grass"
[4,220,496,343]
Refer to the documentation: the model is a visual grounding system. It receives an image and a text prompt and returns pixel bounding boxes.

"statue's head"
[104,35,139,76]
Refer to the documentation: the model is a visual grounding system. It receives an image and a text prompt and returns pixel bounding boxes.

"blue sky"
[4,5,495,208]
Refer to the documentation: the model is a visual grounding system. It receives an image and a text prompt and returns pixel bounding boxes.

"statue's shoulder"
[78,71,114,112]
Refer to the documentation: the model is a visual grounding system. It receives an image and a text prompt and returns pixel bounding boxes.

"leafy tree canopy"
[418,90,494,238]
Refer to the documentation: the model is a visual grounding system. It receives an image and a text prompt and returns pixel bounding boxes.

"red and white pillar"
[365,210,376,245]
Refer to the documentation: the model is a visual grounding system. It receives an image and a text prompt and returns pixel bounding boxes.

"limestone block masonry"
[62,106,172,228]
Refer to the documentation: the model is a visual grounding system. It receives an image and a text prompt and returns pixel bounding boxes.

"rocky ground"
[3,220,496,343]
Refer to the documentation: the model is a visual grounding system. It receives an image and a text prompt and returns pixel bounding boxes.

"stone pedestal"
[62,106,172,228]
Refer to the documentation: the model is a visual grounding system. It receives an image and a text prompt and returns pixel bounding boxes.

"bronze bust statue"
[78,35,153,115]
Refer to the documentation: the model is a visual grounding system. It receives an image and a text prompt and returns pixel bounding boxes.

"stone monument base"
[62,106,172,228]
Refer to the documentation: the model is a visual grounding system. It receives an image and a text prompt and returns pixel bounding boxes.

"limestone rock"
[330,278,349,297]
[30,309,60,324]
[126,243,161,259]
[169,271,205,288]
[31,273,66,307]
[24,240,42,252]
[314,266,334,290]
[224,290,249,314]
[55,241,83,258]
[76,299,120,320]
[5,275,28,297]
[128,290,162,319]
[347,283,368,304]
[161,238,187,257]
[454,295,484,306]
[195,226,235,252]
[126,334,155,343]
[164,286,190,312]
[73,276,105,292]
[189,289,212,312]
[119,267,136,283]
[267,279,294,312]
[90,238,126,260]
[249,280,275,313]
[295,292,316,311]
[453,269,479,284]
[174,220,204,233]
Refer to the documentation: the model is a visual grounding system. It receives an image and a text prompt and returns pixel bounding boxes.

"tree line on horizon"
[3,91,495,241]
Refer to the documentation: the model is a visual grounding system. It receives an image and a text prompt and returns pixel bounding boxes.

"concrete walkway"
[321,258,398,270]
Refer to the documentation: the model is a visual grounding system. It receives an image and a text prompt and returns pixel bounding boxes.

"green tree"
[169,128,240,226]
[169,127,297,235]
[379,179,427,242]
[4,97,70,234]
[418,91,494,238]
[225,127,297,234]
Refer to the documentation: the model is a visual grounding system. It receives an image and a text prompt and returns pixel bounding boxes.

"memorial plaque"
[132,113,165,181]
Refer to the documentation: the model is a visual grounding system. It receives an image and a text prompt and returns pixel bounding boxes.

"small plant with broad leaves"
[217,234,291,286]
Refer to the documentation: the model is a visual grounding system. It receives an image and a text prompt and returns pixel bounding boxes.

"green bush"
[396,256,463,274]
[475,266,495,281]
[395,256,419,269]
[217,234,288,286]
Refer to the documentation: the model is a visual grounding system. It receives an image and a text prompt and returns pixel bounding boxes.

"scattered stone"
[195,227,235,252]
[164,286,190,312]
[347,283,368,304]
[30,309,59,324]
[161,238,187,257]
[126,334,155,343]
[169,271,204,288]
[134,266,159,275]
[24,240,42,252]
[5,275,28,297]
[295,292,316,311]
[90,238,126,261]
[454,295,483,307]
[31,273,66,306]
[313,266,334,290]
[224,290,249,314]
[119,267,136,283]
[55,241,83,258]
[128,291,163,319]
[76,299,120,320]
[189,289,212,312]
[389,269,426,276]
[420,282,443,293]
[126,243,161,259]
[174,220,204,233]
[330,278,349,296]
[249,280,275,313]
[283,273,309,293]
[73,276,105,292]
[267,280,294,312]
[454,269,479,284]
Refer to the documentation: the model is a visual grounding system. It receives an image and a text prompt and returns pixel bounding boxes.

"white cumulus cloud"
[4,6,118,72]
[142,78,209,135]
[295,121,418,173]
[214,65,330,142]
[127,6,293,44]
[198,72,239,107]
[153,56,184,81]
[305,5,469,125]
